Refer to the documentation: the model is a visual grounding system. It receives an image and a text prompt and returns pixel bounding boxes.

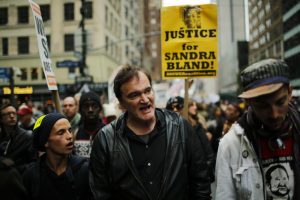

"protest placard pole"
[52,90,62,114]
[182,78,189,119]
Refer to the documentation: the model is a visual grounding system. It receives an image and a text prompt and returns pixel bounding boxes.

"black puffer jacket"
[193,124,215,182]
[89,108,211,200]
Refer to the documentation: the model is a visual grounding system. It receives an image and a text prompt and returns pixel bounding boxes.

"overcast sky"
[162,0,214,7]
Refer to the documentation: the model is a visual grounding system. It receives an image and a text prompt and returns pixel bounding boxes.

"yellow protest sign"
[161,4,218,79]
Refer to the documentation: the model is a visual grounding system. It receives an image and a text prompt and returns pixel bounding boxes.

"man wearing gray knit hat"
[23,113,92,200]
[215,59,300,200]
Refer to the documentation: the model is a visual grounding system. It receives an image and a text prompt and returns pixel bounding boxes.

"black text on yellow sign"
[161,4,218,79]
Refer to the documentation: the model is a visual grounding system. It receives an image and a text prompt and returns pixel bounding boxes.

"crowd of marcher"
[1,58,300,200]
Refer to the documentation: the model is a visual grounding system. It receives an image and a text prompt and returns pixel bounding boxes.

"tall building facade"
[283,1,300,87]
[248,0,283,63]
[144,0,161,80]
[217,0,248,98]
[0,0,145,100]
[248,0,300,89]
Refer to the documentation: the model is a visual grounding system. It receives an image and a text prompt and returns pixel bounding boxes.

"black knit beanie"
[79,91,101,111]
[33,113,66,151]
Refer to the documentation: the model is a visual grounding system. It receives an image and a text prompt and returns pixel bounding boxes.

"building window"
[150,18,156,25]
[40,5,50,21]
[125,6,128,18]
[105,6,108,23]
[130,17,134,26]
[46,35,51,50]
[130,0,133,8]
[20,68,27,80]
[85,2,93,19]
[18,6,29,24]
[125,25,128,37]
[275,41,281,55]
[2,38,8,55]
[69,68,75,74]
[0,7,8,25]
[64,34,74,51]
[18,37,29,54]
[111,39,114,55]
[152,51,157,58]
[64,3,74,21]
[125,45,129,56]
[31,68,38,80]
[105,36,109,52]
[110,12,113,28]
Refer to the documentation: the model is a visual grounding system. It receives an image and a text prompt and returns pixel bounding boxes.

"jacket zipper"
[4,138,11,155]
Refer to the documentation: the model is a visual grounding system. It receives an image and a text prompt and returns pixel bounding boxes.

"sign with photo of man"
[161,4,218,79]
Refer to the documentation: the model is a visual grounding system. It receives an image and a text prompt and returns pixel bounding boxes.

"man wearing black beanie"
[74,91,105,157]
[22,113,92,200]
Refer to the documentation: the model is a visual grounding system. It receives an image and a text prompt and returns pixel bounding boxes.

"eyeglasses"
[1,112,17,117]
[171,104,183,110]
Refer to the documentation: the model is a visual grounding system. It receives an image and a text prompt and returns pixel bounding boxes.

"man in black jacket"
[0,103,36,173]
[0,156,28,200]
[90,65,211,200]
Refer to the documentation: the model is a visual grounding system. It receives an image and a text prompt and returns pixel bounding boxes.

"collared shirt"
[125,112,166,200]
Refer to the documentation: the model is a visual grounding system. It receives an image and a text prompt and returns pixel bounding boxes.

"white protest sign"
[29,0,57,90]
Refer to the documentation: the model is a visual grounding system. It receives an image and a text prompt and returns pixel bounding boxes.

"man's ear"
[44,142,49,148]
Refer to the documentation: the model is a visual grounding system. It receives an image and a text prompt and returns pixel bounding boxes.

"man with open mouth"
[23,113,92,200]
[90,65,211,200]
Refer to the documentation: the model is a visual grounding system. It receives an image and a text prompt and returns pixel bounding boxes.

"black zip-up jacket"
[0,126,37,173]
[23,154,92,200]
[0,157,28,200]
[89,108,211,200]
[193,124,215,182]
